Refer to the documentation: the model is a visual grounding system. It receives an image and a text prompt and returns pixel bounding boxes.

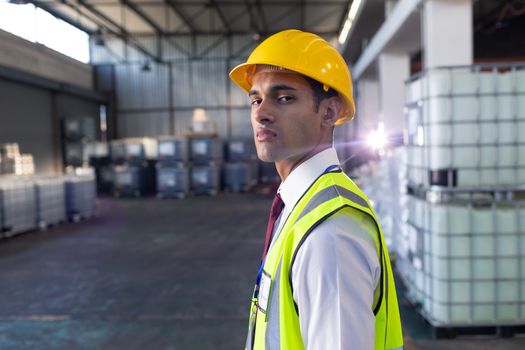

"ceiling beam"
[165,0,197,33]
[209,0,231,33]
[309,5,344,32]
[76,0,128,37]
[301,0,306,30]
[243,0,261,34]
[27,1,95,34]
[121,0,165,35]
[255,0,269,33]
[198,34,228,57]
[73,0,162,62]
[269,5,300,30]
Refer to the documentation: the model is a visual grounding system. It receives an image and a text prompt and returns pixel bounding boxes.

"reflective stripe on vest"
[245,171,404,350]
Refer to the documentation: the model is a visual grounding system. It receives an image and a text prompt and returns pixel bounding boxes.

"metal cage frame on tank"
[404,63,525,190]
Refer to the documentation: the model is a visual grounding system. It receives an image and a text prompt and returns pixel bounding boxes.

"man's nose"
[253,99,275,124]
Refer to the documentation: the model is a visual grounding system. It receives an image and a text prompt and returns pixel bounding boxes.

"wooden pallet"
[431,324,525,339]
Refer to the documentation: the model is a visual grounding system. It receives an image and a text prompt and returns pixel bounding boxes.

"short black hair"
[304,76,339,112]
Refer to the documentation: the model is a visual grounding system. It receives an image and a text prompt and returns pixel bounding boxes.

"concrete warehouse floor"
[0,194,524,349]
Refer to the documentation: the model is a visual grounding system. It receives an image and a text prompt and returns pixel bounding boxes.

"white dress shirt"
[269,148,380,350]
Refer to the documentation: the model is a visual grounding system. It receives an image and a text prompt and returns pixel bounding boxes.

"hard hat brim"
[229,62,255,94]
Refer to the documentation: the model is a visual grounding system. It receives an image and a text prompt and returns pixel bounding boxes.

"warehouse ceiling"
[23,0,525,64]
[28,0,350,37]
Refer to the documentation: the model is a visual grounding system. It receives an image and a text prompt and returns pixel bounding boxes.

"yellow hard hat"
[229,29,355,125]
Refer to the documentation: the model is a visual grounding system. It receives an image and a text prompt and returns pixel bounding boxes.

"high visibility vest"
[246,170,403,350]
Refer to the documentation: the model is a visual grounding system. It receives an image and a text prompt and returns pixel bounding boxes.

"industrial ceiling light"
[338,0,363,45]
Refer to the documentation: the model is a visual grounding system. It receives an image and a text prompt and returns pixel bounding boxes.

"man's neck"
[275,144,331,181]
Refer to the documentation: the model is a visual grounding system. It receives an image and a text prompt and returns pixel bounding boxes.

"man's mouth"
[256,129,277,142]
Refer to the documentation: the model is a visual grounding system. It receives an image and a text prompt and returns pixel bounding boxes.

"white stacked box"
[190,108,217,134]
[0,178,37,237]
[0,143,19,175]
[33,177,66,227]
[405,67,525,188]
[13,154,34,176]
[402,195,525,325]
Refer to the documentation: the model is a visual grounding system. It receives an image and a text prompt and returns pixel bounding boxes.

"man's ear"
[321,96,343,128]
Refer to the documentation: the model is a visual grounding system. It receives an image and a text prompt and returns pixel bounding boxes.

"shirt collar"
[278,148,340,210]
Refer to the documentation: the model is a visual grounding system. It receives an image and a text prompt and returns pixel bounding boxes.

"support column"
[356,79,381,140]
[423,0,473,69]
[378,52,410,138]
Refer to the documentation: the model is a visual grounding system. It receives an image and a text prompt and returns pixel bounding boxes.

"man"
[229,29,403,350]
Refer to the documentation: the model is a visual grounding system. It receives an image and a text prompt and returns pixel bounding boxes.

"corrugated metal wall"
[91,34,257,139]
[90,34,352,163]
[0,78,101,174]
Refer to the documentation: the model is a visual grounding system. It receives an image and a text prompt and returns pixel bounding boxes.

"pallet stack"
[397,63,525,336]
[85,142,112,194]
[33,177,67,230]
[62,117,96,169]
[110,138,157,197]
[64,172,97,222]
[259,161,279,184]
[156,136,190,199]
[0,177,37,238]
[223,139,258,192]
[189,136,222,196]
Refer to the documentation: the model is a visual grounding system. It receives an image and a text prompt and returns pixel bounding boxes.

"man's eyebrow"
[249,84,297,96]
[271,84,296,92]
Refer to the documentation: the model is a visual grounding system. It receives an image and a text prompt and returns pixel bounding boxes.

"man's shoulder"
[303,206,380,258]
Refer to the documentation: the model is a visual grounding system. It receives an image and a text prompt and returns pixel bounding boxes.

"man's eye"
[278,96,294,103]
[250,98,261,106]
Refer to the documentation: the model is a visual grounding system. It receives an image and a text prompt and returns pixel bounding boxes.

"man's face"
[249,71,326,168]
